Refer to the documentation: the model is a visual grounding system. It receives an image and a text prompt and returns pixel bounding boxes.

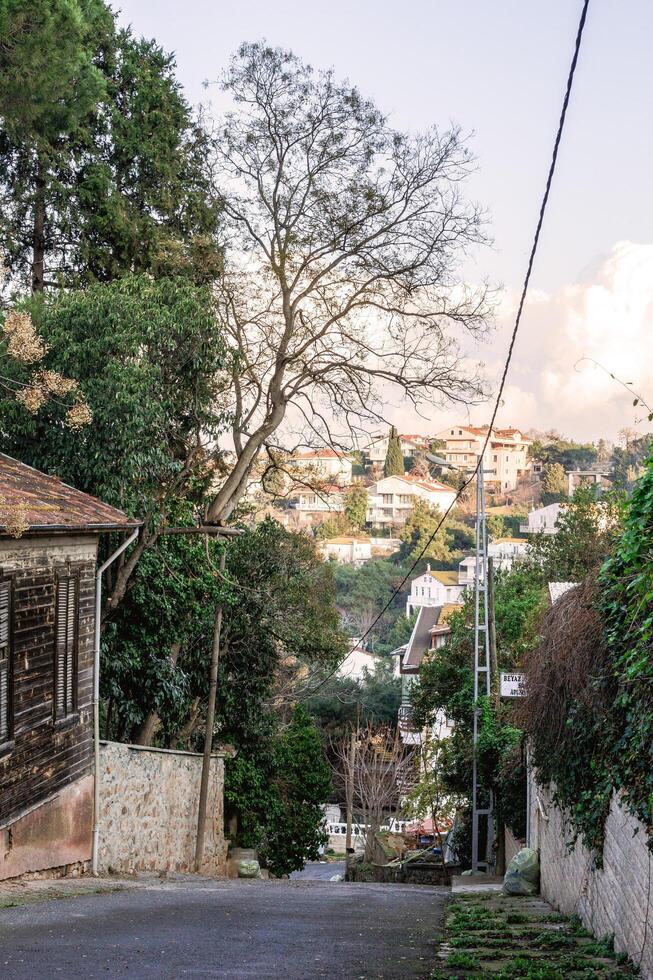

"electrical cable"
[301,0,592,700]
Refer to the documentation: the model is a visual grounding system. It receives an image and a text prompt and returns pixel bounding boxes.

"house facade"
[318,536,372,565]
[287,484,345,526]
[458,537,529,585]
[406,567,465,615]
[286,449,353,485]
[0,454,140,880]
[364,433,430,465]
[520,501,565,535]
[366,475,457,528]
[435,425,531,492]
[397,604,458,746]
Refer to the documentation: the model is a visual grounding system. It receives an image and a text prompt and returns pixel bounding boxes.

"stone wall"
[529,775,652,978]
[99,741,227,876]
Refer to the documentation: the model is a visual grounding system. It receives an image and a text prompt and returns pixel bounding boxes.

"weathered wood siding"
[0,535,97,827]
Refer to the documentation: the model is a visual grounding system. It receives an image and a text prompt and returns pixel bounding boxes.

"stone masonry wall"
[99,741,227,876]
[529,775,653,978]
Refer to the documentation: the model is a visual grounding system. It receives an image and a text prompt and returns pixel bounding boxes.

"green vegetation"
[399,499,475,564]
[433,894,636,978]
[344,484,369,530]
[0,1,220,293]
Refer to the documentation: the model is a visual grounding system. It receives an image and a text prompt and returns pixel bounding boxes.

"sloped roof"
[0,454,141,533]
[322,536,371,545]
[428,569,460,586]
[404,606,441,668]
[292,448,349,460]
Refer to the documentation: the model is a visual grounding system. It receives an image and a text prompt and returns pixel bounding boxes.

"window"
[54,571,79,721]
[399,494,412,504]
[381,494,392,504]
[0,576,12,747]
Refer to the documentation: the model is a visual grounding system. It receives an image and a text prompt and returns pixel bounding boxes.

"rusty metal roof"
[0,454,141,533]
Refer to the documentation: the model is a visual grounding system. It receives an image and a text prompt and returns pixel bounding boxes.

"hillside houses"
[286,448,353,485]
[406,567,465,615]
[364,432,430,465]
[520,501,565,534]
[366,475,457,529]
[435,425,531,491]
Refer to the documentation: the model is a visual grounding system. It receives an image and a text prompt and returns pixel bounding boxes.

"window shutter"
[55,573,78,720]
[66,580,75,714]
[0,580,10,743]
[55,577,69,718]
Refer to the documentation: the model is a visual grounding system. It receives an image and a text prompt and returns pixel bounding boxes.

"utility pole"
[345,729,356,874]
[487,555,505,875]
[194,548,227,873]
[471,459,494,874]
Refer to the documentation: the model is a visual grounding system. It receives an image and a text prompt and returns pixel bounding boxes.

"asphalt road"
[0,874,447,979]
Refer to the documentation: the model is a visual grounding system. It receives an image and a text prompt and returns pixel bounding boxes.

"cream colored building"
[435,425,531,492]
[318,535,372,565]
[366,474,457,528]
[405,567,465,615]
[364,433,430,465]
[287,448,353,485]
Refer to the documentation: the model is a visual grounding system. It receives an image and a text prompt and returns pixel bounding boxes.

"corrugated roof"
[0,454,141,533]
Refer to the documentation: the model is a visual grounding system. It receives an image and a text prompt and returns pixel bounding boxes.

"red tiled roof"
[0,454,141,533]
[293,448,349,460]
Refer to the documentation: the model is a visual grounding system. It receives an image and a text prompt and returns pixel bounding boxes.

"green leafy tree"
[487,514,508,540]
[540,461,567,503]
[333,558,407,644]
[306,659,401,738]
[315,514,350,540]
[399,499,474,564]
[344,484,369,530]
[225,706,331,876]
[526,485,624,582]
[384,426,405,477]
[0,275,227,610]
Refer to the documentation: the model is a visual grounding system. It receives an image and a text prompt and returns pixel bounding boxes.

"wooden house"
[0,454,139,880]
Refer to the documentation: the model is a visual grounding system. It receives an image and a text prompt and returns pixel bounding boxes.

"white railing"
[326,819,408,837]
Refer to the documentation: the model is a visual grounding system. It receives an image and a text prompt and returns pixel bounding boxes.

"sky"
[114,0,653,443]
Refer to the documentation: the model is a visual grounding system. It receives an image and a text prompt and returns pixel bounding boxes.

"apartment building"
[435,425,531,492]
[366,474,457,529]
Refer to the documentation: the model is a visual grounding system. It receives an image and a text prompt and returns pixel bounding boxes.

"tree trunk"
[169,697,201,749]
[31,156,46,294]
[133,642,181,746]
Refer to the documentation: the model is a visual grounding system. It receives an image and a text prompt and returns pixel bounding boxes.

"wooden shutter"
[0,579,11,743]
[55,572,78,720]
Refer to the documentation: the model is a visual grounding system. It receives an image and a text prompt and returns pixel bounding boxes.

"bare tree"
[333,727,416,861]
[207,42,491,522]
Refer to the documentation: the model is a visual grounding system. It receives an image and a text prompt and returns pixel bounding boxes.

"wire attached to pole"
[303,0,592,699]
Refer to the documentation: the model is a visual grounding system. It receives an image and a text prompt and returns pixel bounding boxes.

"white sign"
[500,672,526,698]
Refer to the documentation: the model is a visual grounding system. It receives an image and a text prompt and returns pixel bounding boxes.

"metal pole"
[471,457,493,873]
[92,528,140,875]
[345,730,356,873]
[194,547,227,872]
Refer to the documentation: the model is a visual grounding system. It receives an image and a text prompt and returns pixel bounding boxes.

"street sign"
[500,672,526,698]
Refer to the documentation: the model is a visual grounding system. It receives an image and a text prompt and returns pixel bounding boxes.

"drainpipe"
[92,528,139,876]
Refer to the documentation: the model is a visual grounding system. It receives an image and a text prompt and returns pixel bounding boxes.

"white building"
[287,448,353,485]
[397,604,458,746]
[458,537,529,585]
[366,475,457,528]
[406,566,465,615]
[520,502,565,535]
[319,536,372,566]
[288,483,344,525]
[364,433,430,465]
[435,425,531,492]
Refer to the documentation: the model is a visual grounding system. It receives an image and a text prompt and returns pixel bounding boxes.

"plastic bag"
[236,858,261,879]
[503,847,539,896]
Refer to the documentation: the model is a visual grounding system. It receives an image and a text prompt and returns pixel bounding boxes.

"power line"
[303,0,592,700]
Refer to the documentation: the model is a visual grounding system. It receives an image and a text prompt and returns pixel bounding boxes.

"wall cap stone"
[99,740,226,760]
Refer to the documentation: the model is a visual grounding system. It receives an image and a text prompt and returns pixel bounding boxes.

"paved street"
[0,876,447,979]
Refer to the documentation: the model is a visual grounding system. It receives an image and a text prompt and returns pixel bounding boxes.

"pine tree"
[0,2,221,294]
[383,426,405,477]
